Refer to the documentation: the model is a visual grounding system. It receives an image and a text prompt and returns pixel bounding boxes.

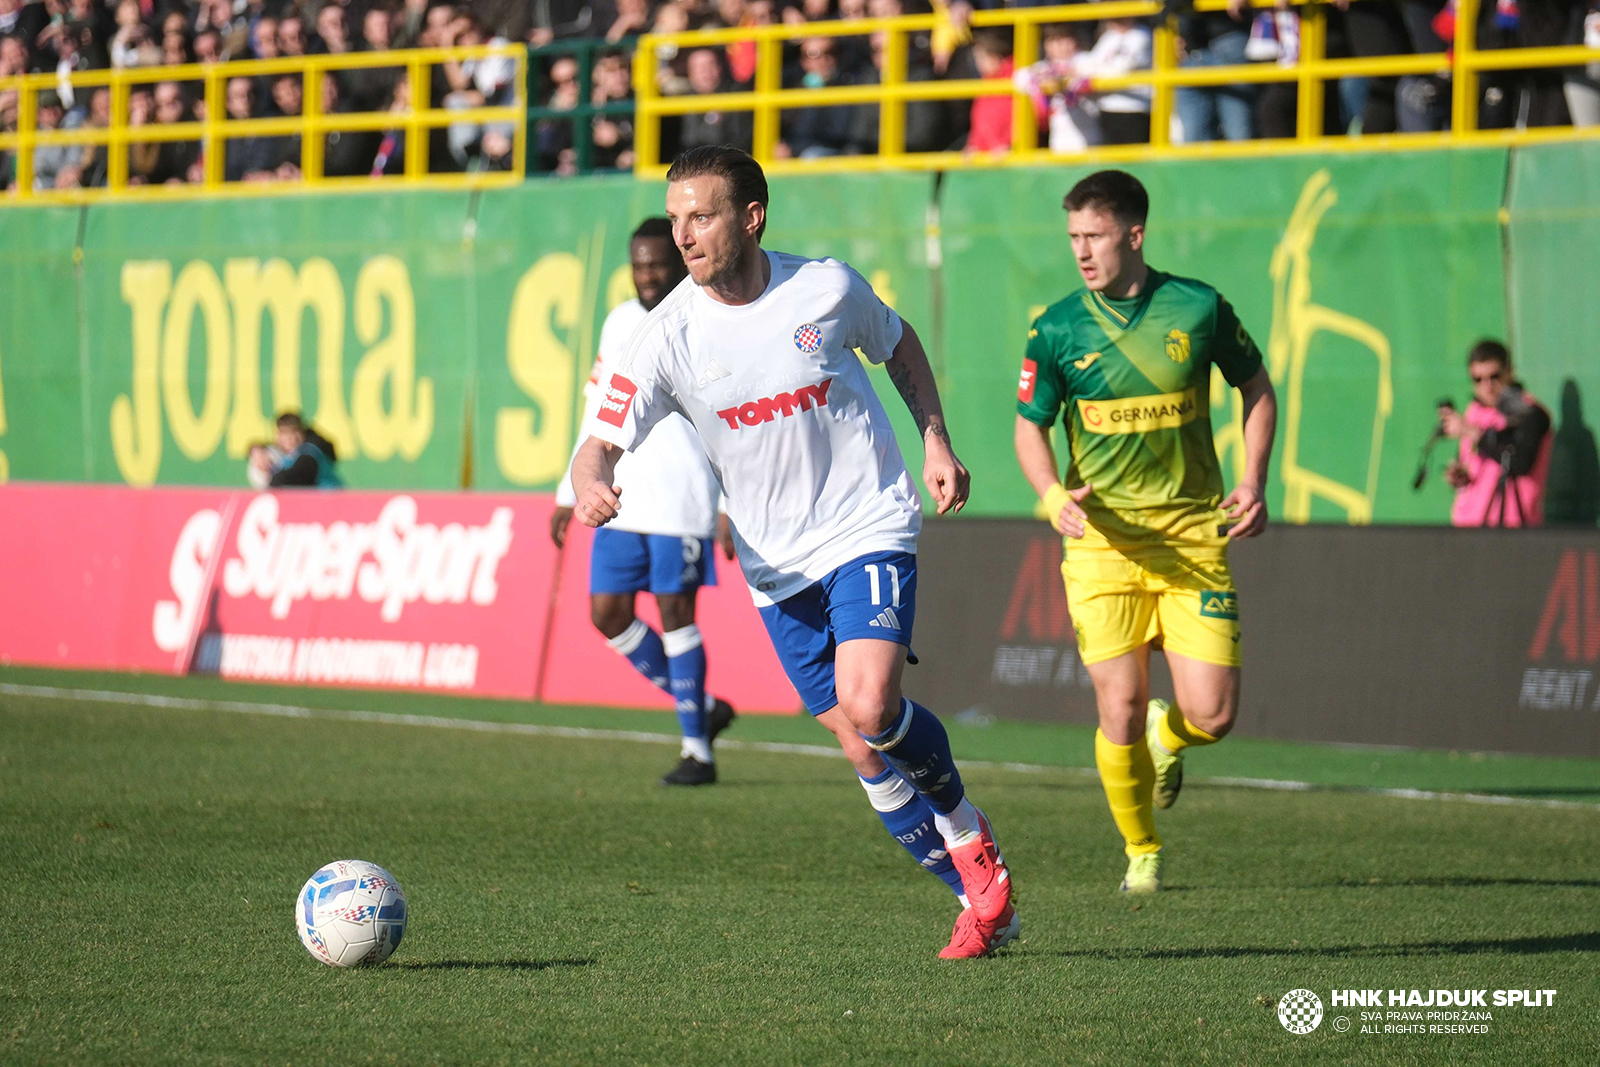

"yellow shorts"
[1062,545,1242,668]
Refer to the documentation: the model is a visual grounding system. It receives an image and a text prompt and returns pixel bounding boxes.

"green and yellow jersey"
[1016,269,1262,550]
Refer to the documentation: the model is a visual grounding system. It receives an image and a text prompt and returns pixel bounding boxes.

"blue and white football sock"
[862,698,983,848]
[858,767,968,906]
[663,624,711,764]
[607,618,670,692]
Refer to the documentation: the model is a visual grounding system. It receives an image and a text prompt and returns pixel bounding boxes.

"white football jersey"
[557,298,722,540]
[585,251,920,606]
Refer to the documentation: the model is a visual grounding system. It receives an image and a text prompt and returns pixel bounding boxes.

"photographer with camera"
[1439,340,1552,528]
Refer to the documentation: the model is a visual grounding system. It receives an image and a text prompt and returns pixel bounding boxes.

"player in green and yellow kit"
[1013,170,1278,894]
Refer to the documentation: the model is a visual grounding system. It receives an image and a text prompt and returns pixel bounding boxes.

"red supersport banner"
[0,484,800,713]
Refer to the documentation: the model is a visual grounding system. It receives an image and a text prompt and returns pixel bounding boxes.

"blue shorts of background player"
[590,527,718,595]
[756,550,917,715]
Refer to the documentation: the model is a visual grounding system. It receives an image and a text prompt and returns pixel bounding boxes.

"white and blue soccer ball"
[296,860,408,967]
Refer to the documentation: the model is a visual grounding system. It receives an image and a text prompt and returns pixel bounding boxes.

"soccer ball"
[296,860,408,967]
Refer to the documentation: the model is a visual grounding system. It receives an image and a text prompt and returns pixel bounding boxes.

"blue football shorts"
[589,527,717,596]
[756,550,918,716]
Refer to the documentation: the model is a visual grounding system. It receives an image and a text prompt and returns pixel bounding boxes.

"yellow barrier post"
[1149,15,1177,147]
[301,60,323,185]
[107,74,129,191]
[878,25,908,160]
[406,56,427,179]
[1011,18,1040,154]
[513,48,529,181]
[1451,0,1480,134]
[1297,4,1326,141]
[15,82,35,198]
[633,36,661,169]
[752,33,783,162]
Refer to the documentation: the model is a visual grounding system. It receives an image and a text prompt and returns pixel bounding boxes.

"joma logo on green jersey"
[1199,591,1239,620]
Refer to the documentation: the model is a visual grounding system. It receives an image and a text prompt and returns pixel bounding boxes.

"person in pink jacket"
[1441,340,1553,527]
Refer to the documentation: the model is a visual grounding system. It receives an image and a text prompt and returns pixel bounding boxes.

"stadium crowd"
[2,0,1598,186]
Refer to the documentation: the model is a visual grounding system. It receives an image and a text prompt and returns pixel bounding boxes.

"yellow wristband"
[1041,483,1072,534]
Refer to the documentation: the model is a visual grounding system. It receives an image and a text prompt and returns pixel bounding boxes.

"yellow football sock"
[1095,729,1161,857]
[1155,703,1221,755]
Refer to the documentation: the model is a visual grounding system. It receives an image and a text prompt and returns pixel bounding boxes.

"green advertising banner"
[938,149,1510,523]
[2,147,1591,532]
[76,191,477,489]
[1506,141,1600,526]
[0,206,85,484]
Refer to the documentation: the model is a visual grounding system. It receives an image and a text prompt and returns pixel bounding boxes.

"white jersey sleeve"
[842,266,905,365]
[586,319,684,454]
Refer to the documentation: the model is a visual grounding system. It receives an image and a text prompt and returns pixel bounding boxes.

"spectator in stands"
[965,29,1013,154]
[125,86,161,184]
[256,73,305,179]
[108,0,151,67]
[223,75,276,181]
[1014,25,1101,153]
[535,54,580,172]
[1442,339,1553,527]
[369,77,409,175]
[278,14,308,56]
[194,28,222,65]
[31,89,76,189]
[1081,17,1152,144]
[0,95,14,191]
[851,27,955,153]
[266,412,342,487]
[606,0,649,42]
[676,46,753,152]
[441,11,515,169]
[776,35,855,157]
[590,48,635,167]
[252,15,279,59]
[2,31,30,76]
[347,7,401,111]
[149,80,202,184]
[1176,0,1255,141]
[313,5,350,55]
[68,85,110,186]
[160,26,193,66]
[322,72,384,174]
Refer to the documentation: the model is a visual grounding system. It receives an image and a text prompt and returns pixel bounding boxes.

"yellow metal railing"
[632,0,1600,175]
[0,44,525,202]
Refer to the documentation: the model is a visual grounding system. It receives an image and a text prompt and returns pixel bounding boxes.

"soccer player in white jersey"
[570,147,1017,958]
[552,218,738,787]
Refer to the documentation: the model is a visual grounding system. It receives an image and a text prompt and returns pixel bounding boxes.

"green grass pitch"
[1,666,1597,1065]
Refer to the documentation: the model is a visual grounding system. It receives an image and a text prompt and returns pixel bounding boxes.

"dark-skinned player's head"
[664,146,769,289]
[629,217,688,312]
[1063,170,1148,295]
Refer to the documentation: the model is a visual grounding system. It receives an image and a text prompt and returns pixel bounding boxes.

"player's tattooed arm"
[883,321,950,445]
[884,319,969,513]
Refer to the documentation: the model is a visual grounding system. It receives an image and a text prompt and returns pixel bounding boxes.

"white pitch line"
[2,682,1595,811]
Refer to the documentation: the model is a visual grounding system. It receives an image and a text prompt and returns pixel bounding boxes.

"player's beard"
[696,238,756,294]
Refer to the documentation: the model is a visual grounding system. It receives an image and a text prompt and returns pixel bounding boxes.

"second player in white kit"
[551,217,736,787]
[571,147,1018,958]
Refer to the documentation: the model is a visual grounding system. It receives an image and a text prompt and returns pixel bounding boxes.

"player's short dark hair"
[631,216,674,243]
[1468,338,1510,368]
[666,145,769,241]
[1063,170,1149,226]
[276,411,304,431]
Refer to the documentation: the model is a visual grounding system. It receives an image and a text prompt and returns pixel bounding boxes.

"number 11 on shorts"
[864,563,901,607]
